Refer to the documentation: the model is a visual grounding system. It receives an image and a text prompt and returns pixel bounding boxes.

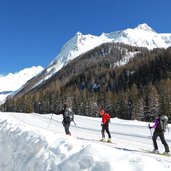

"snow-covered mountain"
[47,23,171,79]
[0,66,44,104]
[14,23,171,95]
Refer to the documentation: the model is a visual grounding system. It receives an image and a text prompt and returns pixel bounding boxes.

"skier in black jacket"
[55,103,74,135]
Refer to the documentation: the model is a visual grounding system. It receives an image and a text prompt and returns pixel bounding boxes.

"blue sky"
[0,0,171,75]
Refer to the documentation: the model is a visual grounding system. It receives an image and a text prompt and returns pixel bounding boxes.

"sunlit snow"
[0,112,170,171]
[0,66,43,104]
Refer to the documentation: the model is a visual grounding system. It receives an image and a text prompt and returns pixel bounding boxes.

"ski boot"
[107,138,112,143]
[163,151,171,156]
[152,149,159,154]
[100,138,105,142]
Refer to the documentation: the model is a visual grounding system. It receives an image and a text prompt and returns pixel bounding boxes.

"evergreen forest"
[2,43,171,122]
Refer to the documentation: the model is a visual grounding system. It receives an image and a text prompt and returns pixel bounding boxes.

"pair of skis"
[141,148,171,157]
[99,140,113,144]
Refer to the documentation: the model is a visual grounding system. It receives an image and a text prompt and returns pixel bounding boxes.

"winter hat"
[158,114,162,118]
[100,109,105,115]
[63,103,67,108]
[158,112,162,117]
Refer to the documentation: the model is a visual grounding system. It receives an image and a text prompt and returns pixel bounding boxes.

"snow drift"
[0,112,171,171]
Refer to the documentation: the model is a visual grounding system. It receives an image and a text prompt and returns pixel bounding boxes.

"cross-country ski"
[141,148,171,157]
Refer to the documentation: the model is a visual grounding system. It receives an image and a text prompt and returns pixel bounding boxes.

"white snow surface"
[0,66,43,92]
[0,112,171,171]
[0,66,43,104]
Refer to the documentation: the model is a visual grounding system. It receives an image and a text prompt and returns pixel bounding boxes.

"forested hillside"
[2,43,171,122]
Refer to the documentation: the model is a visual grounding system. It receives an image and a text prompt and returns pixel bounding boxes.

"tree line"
[1,43,171,122]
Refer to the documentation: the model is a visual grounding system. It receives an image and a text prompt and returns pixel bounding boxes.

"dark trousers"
[152,129,170,152]
[101,122,111,139]
[63,121,71,135]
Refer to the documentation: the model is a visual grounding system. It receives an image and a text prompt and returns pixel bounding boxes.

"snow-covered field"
[0,112,171,171]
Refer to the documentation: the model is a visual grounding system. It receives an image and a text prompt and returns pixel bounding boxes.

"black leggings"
[63,121,71,135]
[101,122,111,138]
[152,129,170,152]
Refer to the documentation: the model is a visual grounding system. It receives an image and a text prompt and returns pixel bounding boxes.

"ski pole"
[148,123,153,139]
[72,120,76,126]
[166,123,169,132]
[149,128,153,138]
[48,113,53,128]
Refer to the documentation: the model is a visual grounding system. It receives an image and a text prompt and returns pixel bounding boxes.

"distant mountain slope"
[12,23,171,97]
[0,66,43,104]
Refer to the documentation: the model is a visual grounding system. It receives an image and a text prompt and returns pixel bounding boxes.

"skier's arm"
[54,109,64,115]
[149,118,158,129]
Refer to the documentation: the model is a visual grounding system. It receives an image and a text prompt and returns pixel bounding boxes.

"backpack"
[106,113,111,123]
[64,108,74,122]
[158,115,168,131]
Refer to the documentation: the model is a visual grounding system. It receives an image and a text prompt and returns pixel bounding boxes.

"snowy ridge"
[44,32,110,81]
[0,66,44,104]
[103,23,170,49]
[0,112,171,171]
[0,66,43,92]
[39,23,171,85]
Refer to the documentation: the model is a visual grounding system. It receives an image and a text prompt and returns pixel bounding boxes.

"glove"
[101,123,104,127]
[148,124,152,129]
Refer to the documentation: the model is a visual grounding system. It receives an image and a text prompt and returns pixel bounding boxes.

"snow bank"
[0,113,171,171]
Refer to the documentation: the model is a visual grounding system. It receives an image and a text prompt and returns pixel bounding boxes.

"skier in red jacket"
[99,108,112,143]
